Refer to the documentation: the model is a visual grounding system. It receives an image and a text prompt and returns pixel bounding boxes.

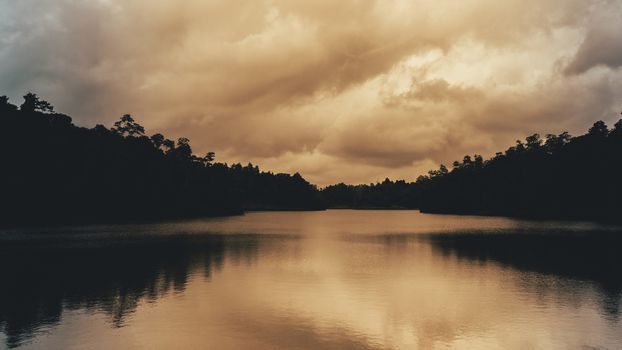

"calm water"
[1,210,621,349]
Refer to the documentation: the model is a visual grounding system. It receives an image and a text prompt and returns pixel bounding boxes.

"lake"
[1,210,621,349]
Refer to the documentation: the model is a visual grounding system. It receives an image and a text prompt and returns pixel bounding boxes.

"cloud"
[1,0,621,185]
[564,2,622,75]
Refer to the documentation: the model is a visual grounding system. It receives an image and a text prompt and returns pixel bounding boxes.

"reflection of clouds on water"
[197,233,620,349]
[0,233,278,348]
[332,228,622,348]
[1,211,621,349]
[420,229,622,314]
[228,313,386,350]
[358,228,622,320]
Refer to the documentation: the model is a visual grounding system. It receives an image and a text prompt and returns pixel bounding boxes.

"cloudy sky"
[1,0,621,185]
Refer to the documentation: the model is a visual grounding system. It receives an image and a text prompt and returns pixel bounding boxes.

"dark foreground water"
[1,210,621,349]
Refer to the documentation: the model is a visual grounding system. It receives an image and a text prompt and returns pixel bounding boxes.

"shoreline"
[4,206,621,230]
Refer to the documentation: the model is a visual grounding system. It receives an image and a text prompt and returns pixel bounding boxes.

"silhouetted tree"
[112,114,145,137]
[525,134,542,150]
[473,155,484,167]
[202,152,216,165]
[19,92,54,113]
[0,96,17,113]
[609,116,622,139]
[173,137,192,159]
[544,132,571,154]
[151,133,165,148]
[588,120,608,137]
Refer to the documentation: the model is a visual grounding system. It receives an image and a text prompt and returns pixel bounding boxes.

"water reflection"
[422,229,622,318]
[0,233,276,348]
[0,211,621,349]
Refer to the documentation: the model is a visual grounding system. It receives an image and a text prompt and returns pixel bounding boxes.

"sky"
[1,0,621,186]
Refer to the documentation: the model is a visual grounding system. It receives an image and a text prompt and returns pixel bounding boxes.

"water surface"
[1,210,621,349]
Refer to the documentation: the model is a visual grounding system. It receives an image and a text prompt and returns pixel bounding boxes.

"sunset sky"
[1,0,621,185]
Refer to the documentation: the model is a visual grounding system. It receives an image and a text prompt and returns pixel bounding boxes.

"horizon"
[1,0,621,187]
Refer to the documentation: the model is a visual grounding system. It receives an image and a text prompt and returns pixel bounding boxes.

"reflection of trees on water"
[0,234,268,348]
[424,229,622,319]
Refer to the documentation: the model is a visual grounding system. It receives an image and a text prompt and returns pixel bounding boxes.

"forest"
[3,93,622,226]
[0,93,323,227]
[413,117,622,221]
[322,115,622,222]
[320,179,419,209]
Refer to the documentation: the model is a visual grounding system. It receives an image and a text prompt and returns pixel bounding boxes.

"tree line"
[3,92,621,225]
[414,118,622,221]
[320,179,419,209]
[321,115,622,222]
[0,93,323,227]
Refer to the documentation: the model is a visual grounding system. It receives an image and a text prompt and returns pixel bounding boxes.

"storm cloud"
[1,0,621,185]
